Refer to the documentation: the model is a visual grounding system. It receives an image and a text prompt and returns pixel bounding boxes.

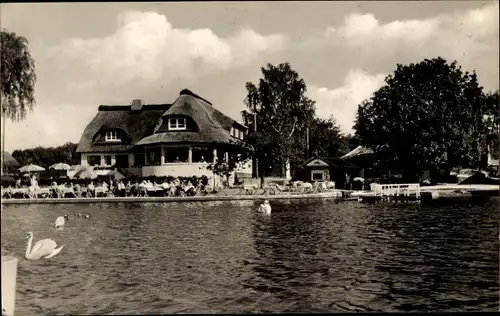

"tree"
[241,62,316,186]
[307,116,344,157]
[354,57,492,176]
[1,29,37,171]
[484,90,499,158]
[12,142,80,167]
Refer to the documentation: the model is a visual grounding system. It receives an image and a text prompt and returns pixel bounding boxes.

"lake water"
[1,197,499,314]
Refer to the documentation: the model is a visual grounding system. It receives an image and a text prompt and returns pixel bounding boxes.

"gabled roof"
[341,146,374,160]
[76,104,169,153]
[304,156,358,169]
[136,89,244,146]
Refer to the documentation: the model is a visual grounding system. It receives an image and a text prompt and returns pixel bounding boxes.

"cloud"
[324,2,499,57]
[48,11,289,88]
[308,69,387,135]
[311,2,499,134]
[1,104,96,152]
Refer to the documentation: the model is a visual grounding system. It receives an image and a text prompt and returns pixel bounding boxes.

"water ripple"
[1,198,499,314]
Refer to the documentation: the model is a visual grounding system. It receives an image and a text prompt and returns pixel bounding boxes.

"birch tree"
[241,62,315,185]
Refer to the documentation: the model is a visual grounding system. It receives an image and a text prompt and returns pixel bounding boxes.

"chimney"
[131,99,143,111]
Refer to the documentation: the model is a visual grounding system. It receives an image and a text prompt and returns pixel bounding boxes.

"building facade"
[76,89,252,179]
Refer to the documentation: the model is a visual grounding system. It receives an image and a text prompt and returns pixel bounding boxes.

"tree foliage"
[484,90,499,158]
[1,29,36,121]
[12,142,80,168]
[307,116,346,158]
[241,62,316,178]
[204,138,252,189]
[354,57,492,171]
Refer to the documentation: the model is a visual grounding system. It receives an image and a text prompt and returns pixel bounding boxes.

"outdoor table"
[94,187,109,197]
[59,187,76,198]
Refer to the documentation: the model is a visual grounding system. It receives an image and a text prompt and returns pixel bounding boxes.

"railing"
[373,183,421,199]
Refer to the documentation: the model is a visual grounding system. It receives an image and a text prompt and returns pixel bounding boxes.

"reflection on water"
[1,197,498,314]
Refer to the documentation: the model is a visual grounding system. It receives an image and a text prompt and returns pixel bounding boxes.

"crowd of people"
[1,174,207,199]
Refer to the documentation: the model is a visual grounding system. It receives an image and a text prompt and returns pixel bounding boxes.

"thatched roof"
[77,89,247,151]
[136,89,245,146]
[1,151,20,169]
[76,104,169,153]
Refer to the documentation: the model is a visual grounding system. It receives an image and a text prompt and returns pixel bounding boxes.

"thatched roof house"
[76,89,251,178]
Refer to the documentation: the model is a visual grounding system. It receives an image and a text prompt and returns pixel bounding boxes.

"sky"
[1,1,499,152]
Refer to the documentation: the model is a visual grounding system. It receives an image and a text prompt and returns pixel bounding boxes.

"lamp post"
[254,104,259,179]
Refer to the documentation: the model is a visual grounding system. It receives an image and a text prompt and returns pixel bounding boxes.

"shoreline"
[1,191,346,205]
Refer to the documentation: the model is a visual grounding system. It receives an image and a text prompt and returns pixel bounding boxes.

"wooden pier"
[352,183,499,203]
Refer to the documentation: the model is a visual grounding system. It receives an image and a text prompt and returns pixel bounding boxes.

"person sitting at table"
[102,181,109,191]
[74,183,82,197]
[131,181,139,196]
[184,181,196,196]
[125,181,132,196]
[30,175,40,189]
[199,156,206,163]
[15,178,21,188]
[58,183,68,198]
[174,157,181,163]
[117,180,126,197]
[87,181,95,197]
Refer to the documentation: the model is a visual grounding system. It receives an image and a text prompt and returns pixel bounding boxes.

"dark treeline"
[12,142,80,168]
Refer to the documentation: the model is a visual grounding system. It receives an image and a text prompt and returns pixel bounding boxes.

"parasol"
[50,162,72,171]
[18,164,45,173]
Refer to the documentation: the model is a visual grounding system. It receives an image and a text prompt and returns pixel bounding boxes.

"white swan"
[258,200,271,215]
[54,214,69,228]
[25,232,64,260]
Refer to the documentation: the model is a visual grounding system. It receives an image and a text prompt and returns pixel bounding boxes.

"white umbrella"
[18,164,45,173]
[50,162,72,171]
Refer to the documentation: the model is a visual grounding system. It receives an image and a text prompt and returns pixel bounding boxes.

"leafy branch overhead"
[1,29,37,122]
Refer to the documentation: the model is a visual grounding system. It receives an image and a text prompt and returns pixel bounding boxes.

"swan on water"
[54,214,69,228]
[258,200,272,214]
[84,214,90,219]
[25,232,64,260]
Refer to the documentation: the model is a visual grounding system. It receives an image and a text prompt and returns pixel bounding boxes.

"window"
[134,153,145,167]
[168,118,186,130]
[87,155,100,166]
[145,148,161,166]
[311,170,324,181]
[105,155,112,166]
[105,131,121,142]
[192,147,214,163]
[165,147,189,163]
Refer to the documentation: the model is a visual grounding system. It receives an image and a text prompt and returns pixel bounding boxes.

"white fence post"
[1,256,18,316]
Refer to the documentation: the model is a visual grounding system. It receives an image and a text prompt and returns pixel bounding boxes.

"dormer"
[104,130,122,142]
[91,127,129,145]
[168,117,187,131]
[230,125,246,140]
[154,115,199,133]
